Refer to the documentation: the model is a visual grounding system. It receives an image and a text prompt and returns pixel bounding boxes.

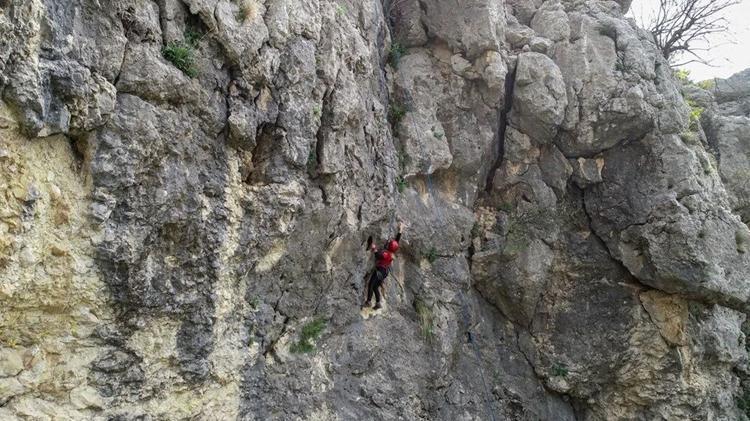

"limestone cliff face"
[1,0,749,420]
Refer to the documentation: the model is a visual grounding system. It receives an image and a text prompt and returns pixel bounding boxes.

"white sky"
[629,0,750,81]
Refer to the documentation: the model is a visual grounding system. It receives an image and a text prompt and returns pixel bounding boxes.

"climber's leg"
[373,269,386,309]
[364,271,379,307]
[373,280,382,309]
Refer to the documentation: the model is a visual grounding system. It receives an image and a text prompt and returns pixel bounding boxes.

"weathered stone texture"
[1,0,749,420]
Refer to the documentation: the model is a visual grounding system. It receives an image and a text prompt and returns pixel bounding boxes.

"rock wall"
[1,0,749,420]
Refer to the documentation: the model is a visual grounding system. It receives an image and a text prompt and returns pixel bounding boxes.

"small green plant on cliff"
[397,150,407,171]
[162,37,199,77]
[184,29,203,47]
[307,150,317,171]
[697,79,716,91]
[699,155,714,175]
[686,98,704,131]
[498,201,514,213]
[396,176,407,193]
[551,362,568,377]
[290,318,327,354]
[389,101,407,125]
[503,222,530,256]
[471,221,481,239]
[431,126,444,140]
[389,42,407,69]
[425,246,438,264]
[249,295,260,310]
[679,131,699,145]
[414,299,434,342]
[674,68,692,84]
[614,54,631,73]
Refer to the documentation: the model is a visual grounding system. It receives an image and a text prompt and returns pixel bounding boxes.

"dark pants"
[366,267,388,304]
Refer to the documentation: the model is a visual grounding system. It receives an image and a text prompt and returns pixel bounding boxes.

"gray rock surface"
[1,0,749,420]
[701,69,750,225]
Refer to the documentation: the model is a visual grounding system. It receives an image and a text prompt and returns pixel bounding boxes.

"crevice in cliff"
[66,133,89,172]
[484,64,516,192]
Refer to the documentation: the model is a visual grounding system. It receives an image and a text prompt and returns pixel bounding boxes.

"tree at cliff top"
[633,0,740,66]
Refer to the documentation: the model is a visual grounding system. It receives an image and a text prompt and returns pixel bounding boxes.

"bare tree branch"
[634,0,739,65]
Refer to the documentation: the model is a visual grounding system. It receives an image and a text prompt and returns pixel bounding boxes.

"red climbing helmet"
[387,240,399,253]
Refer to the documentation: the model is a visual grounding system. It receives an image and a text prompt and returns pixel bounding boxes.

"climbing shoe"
[373,303,382,310]
[362,301,372,309]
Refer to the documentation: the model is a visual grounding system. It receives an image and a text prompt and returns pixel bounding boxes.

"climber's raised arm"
[394,221,405,243]
[362,222,403,311]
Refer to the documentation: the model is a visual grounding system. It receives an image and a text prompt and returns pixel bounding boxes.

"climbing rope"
[458,289,498,421]
[421,165,498,421]
[388,94,498,419]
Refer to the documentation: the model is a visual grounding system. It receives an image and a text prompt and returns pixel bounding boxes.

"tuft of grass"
[697,79,716,91]
[431,126,444,140]
[290,318,327,354]
[679,131,699,145]
[425,246,437,264]
[389,101,407,125]
[471,221,480,239]
[396,176,407,193]
[498,201,513,213]
[307,150,318,173]
[551,362,568,377]
[686,98,704,131]
[614,54,631,73]
[674,68,692,84]
[184,29,203,47]
[162,40,198,77]
[414,299,434,342]
[388,42,407,68]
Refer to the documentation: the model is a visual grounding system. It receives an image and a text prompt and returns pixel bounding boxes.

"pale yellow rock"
[11,397,66,420]
[17,347,48,388]
[48,184,62,201]
[0,377,24,402]
[255,240,287,273]
[639,290,688,346]
[19,247,35,267]
[0,348,24,376]
[70,385,104,409]
[11,184,26,200]
[0,407,21,421]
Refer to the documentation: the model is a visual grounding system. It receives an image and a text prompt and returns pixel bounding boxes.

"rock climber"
[363,222,405,310]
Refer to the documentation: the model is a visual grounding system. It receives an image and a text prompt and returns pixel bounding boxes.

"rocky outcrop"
[1,0,749,420]
[702,69,750,226]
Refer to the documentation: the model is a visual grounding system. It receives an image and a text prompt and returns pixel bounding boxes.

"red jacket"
[375,249,394,269]
[370,231,401,270]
